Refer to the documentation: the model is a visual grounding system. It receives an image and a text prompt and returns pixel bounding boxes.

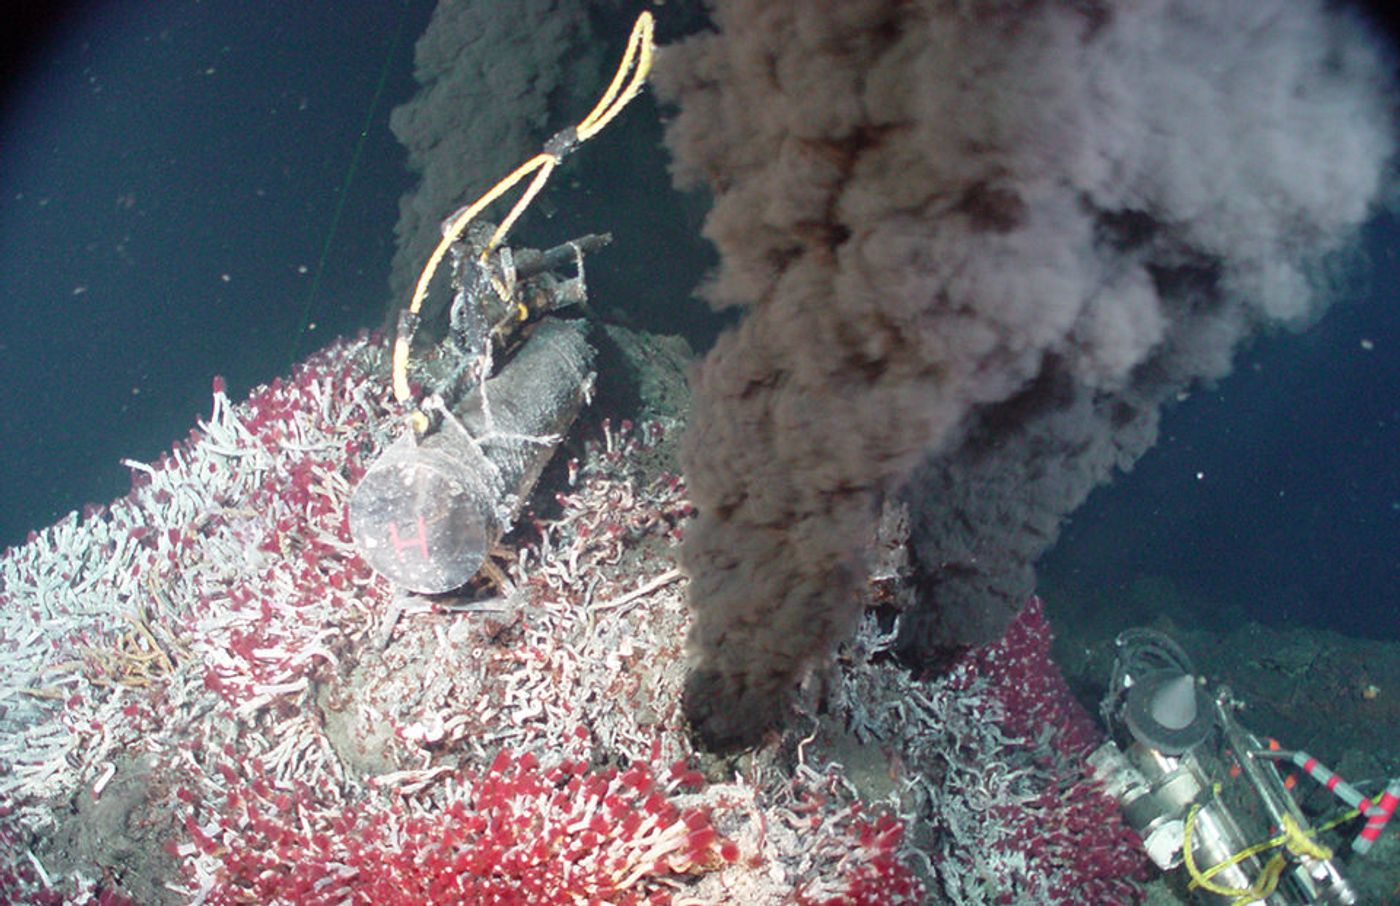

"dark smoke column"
[657,0,1395,752]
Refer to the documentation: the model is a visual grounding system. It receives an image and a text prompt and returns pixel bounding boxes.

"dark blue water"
[1,1,1396,645]
[0,1,434,545]
[1041,222,1400,640]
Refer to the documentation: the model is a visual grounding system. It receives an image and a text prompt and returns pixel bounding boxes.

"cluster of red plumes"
[178,747,739,905]
[955,597,1150,904]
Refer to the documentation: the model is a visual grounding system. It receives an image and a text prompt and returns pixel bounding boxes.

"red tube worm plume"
[175,749,739,905]
[952,598,1150,901]
[794,804,924,906]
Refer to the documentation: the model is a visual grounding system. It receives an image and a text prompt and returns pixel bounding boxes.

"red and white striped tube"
[1274,750,1371,811]
[1258,749,1397,855]
[1353,780,1399,856]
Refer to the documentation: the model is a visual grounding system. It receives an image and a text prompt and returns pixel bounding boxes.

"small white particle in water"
[1360,338,1374,351]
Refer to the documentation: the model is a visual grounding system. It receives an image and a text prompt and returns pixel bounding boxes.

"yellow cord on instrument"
[391,11,655,409]
[1184,795,1335,905]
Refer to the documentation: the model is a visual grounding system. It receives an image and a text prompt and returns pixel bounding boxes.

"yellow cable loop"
[576,8,655,140]
[1183,801,1269,903]
[1185,801,1335,905]
[391,10,655,409]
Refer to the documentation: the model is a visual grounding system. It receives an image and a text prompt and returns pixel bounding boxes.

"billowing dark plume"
[657,0,1395,751]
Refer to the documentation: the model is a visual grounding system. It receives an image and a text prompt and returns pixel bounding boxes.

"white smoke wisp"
[657,0,1395,751]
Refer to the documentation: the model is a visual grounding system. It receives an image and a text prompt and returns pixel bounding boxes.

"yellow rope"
[391,10,655,407]
[576,9,655,140]
[1184,798,1335,905]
